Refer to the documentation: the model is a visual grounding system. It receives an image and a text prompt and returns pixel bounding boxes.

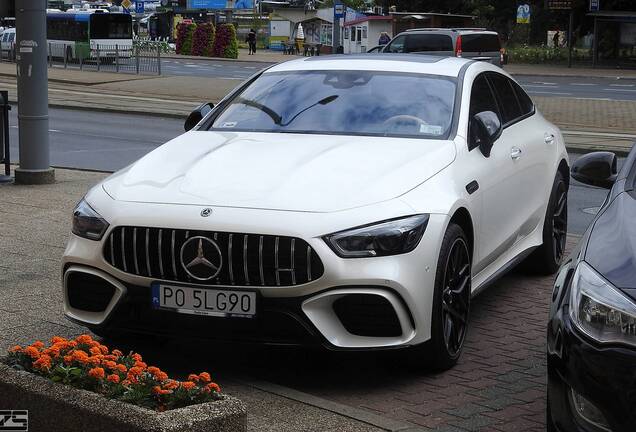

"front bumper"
[62,199,449,350]
[547,307,636,432]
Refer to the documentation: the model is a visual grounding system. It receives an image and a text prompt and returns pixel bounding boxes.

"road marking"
[609,84,634,87]
[570,83,597,86]
[532,81,557,85]
[243,66,257,69]
[524,84,559,88]
[603,88,636,92]
[527,91,572,95]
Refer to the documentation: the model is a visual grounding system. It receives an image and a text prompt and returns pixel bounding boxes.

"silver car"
[383,28,504,66]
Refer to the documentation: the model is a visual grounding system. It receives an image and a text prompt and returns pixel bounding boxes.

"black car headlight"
[72,198,109,241]
[324,214,429,258]
[570,261,636,347]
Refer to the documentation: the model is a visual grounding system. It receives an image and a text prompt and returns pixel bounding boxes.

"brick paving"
[0,168,576,431]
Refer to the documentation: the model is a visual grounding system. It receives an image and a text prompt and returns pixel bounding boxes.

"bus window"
[90,14,132,40]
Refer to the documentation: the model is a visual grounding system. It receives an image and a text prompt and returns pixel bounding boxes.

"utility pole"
[15,0,55,184]
[333,1,343,54]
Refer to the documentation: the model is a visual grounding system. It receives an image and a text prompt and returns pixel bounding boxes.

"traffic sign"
[589,0,600,11]
[334,2,344,19]
[121,0,133,11]
[135,1,144,13]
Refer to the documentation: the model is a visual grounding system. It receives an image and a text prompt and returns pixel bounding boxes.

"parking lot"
[0,167,578,432]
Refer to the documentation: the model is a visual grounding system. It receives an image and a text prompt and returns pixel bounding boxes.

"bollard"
[0,90,12,183]
[63,43,67,68]
[135,45,140,74]
[115,44,119,73]
[48,42,52,67]
[96,44,100,71]
[156,44,161,75]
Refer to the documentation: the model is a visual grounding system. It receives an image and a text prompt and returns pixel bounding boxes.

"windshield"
[210,70,456,139]
[90,14,132,39]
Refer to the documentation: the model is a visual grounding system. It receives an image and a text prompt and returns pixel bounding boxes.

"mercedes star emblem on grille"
[180,236,223,281]
[201,208,212,217]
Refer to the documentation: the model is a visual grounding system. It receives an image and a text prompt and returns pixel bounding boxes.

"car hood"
[585,191,636,292]
[103,131,456,213]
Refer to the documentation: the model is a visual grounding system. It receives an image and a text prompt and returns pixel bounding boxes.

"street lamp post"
[15,0,55,184]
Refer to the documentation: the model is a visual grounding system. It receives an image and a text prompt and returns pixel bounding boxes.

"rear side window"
[405,34,453,52]
[384,35,405,53]
[469,75,500,149]
[511,81,534,116]
[487,73,522,124]
[461,34,500,52]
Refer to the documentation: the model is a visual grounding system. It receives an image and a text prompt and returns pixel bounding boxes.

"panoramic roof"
[266,54,471,77]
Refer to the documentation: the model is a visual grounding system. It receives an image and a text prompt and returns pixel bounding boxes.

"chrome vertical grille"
[104,226,324,287]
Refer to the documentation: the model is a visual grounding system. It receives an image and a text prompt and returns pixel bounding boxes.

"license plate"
[151,283,257,318]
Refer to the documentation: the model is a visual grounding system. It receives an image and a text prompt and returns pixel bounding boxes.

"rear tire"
[522,171,568,275]
[410,223,471,371]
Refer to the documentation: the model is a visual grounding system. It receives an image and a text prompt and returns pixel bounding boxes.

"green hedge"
[213,24,239,59]
[506,46,591,64]
[176,23,196,55]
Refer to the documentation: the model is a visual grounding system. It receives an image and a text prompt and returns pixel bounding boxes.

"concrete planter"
[0,362,247,432]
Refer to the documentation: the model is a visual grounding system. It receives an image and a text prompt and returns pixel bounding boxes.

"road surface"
[515,75,636,101]
[7,107,611,235]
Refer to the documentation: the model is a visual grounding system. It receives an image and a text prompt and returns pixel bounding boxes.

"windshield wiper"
[280,95,338,126]
[235,97,282,125]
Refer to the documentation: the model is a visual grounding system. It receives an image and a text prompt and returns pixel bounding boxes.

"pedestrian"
[247,29,257,55]
[378,31,390,45]
[553,30,560,48]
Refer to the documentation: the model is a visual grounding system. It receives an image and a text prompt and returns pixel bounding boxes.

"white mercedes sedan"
[63,55,568,369]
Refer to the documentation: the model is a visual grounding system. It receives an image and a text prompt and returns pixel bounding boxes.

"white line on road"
[531,81,557,85]
[524,84,560,88]
[527,91,572,95]
[11,126,62,133]
[609,84,634,87]
[603,88,636,92]
[570,83,597,86]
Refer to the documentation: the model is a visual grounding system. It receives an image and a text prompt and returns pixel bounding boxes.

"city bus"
[46,11,133,61]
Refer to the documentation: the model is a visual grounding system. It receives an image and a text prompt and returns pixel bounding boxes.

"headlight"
[72,199,109,241]
[570,261,636,347]
[324,214,429,258]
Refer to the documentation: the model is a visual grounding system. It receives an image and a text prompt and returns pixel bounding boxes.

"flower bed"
[1,335,246,431]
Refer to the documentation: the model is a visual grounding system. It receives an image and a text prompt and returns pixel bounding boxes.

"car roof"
[265,54,473,78]
[402,28,498,35]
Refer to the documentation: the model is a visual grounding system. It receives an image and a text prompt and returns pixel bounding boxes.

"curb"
[232,377,426,432]
[508,70,636,81]
[162,54,284,64]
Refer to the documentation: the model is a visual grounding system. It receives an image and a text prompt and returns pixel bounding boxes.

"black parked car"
[548,145,636,432]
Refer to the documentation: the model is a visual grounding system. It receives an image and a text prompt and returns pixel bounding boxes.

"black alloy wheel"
[441,237,471,358]
[552,181,568,264]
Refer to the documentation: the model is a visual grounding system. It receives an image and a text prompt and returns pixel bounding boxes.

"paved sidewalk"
[0,167,383,432]
[0,166,580,432]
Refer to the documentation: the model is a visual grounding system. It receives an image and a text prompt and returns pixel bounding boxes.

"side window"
[385,35,405,53]
[468,74,500,150]
[511,80,534,116]
[404,34,453,52]
[488,73,522,124]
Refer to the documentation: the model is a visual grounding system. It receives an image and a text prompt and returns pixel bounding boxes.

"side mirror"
[470,111,502,157]
[184,102,214,132]
[571,151,618,189]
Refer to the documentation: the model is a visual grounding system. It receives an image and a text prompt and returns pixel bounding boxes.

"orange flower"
[152,385,172,395]
[180,381,196,390]
[89,346,102,356]
[128,366,144,377]
[88,367,105,379]
[111,349,123,357]
[187,374,200,382]
[72,350,89,364]
[163,380,179,390]
[121,379,132,386]
[99,345,109,354]
[23,346,40,359]
[134,361,147,370]
[115,364,127,373]
[8,345,22,353]
[147,366,160,375]
[103,360,117,370]
[206,382,221,393]
[63,355,73,364]
[131,353,143,362]
[107,374,120,384]
[51,336,67,345]
[33,354,52,370]
[68,340,78,348]
[75,334,93,345]
[88,356,101,366]
[103,354,117,361]
[44,345,61,358]
[198,372,211,383]
[155,371,168,381]
[31,341,45,349]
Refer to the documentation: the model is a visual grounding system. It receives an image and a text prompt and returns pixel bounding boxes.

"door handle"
[544,133,555,145]
[510,147,522,160]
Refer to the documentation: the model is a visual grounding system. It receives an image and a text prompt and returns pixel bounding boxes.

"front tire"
[412,223,471,371]
[523,171,568,275]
